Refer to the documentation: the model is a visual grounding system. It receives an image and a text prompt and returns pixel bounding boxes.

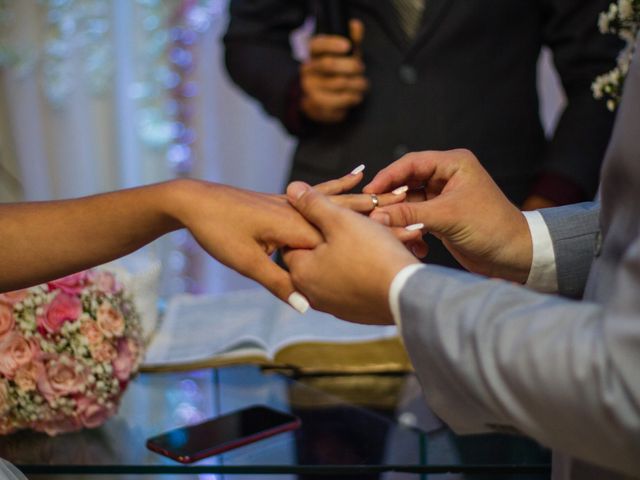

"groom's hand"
[364,149,533,283]
[283,182,418,325]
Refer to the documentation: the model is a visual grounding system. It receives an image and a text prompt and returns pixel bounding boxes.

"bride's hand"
[171,167,422,311]
[312,165,408,212]
[305,166,423,244]
[169,180,322,312]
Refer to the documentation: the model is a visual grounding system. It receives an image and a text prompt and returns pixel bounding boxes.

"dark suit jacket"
[224,0,620,266]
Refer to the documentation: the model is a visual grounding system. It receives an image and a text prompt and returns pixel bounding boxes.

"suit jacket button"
[399,65,418,84]
[594,231,603,257]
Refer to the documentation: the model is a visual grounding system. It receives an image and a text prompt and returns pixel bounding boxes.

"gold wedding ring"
[370,194,379,209]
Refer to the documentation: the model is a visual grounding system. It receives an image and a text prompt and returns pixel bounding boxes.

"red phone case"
[146,410,301,464]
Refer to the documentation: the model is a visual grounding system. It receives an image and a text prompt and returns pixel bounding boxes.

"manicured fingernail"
[405,223,424,232]
[370,211,390,226]
[350,164,365,175]
[288,292,310,314]
[392,185,409,195]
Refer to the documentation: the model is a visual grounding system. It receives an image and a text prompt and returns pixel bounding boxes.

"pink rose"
[14,361,41,392]
[35,361,55,403]
[80,319,103,346]
[0,333,37,378]
[96,302,125,338]
[89,340,117,363]
[39,292,82,334]
[90,270,121,294]
[0,289,28,306]
[48,271,88,295]
[37,356,87,404]
[113,338,137,382]
[76,397,116,429]
[0,303,15,340]
[0,379,10,415]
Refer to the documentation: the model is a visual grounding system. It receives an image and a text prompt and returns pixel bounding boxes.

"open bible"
[141,289,411,374]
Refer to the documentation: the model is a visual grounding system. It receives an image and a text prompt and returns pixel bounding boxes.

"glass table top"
[0,365,550,476]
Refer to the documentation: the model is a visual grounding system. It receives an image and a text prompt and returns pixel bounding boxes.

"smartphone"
[146,405,301,464]
[315,0,353,53]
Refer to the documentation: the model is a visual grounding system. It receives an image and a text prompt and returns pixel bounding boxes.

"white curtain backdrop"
[0,0,563,295]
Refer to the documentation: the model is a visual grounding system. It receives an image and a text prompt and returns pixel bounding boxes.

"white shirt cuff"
[522,210,558,293]
[389,263,427,329]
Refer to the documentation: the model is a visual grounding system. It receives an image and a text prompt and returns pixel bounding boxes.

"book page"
[142,289,398,369]
[265,297,398,356]
[142,290,275,368]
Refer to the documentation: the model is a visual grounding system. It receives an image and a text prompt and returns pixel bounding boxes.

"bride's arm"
[0,180,184,291]
[0,168,415,308]
[0,179,324,308]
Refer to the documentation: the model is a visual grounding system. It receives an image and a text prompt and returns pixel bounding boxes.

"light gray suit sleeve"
[398,238,640,476]
[538,202,600,298]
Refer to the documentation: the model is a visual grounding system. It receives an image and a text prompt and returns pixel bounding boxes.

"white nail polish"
[350,164,365,175]
[405,223,424,232]
[392,185,409,195]
[288,292,310,314]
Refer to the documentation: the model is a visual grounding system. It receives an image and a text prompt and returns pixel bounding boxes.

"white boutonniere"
[592,0,640,111]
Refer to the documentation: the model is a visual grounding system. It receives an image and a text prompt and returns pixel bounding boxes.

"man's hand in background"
[300,19,368,123]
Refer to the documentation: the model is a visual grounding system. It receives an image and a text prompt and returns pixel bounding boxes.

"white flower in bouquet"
[592,0,640,110]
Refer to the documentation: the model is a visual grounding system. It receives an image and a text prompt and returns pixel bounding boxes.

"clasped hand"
[0,151,532,313]
[180,150,533,325]
[282,150,534,325]
[300,20,368,123]
[184,166,418,313]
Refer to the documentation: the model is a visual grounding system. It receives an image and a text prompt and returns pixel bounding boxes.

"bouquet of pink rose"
[0,269,144,436]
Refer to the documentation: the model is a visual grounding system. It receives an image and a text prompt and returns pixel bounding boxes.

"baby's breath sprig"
[592,0,640,111]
